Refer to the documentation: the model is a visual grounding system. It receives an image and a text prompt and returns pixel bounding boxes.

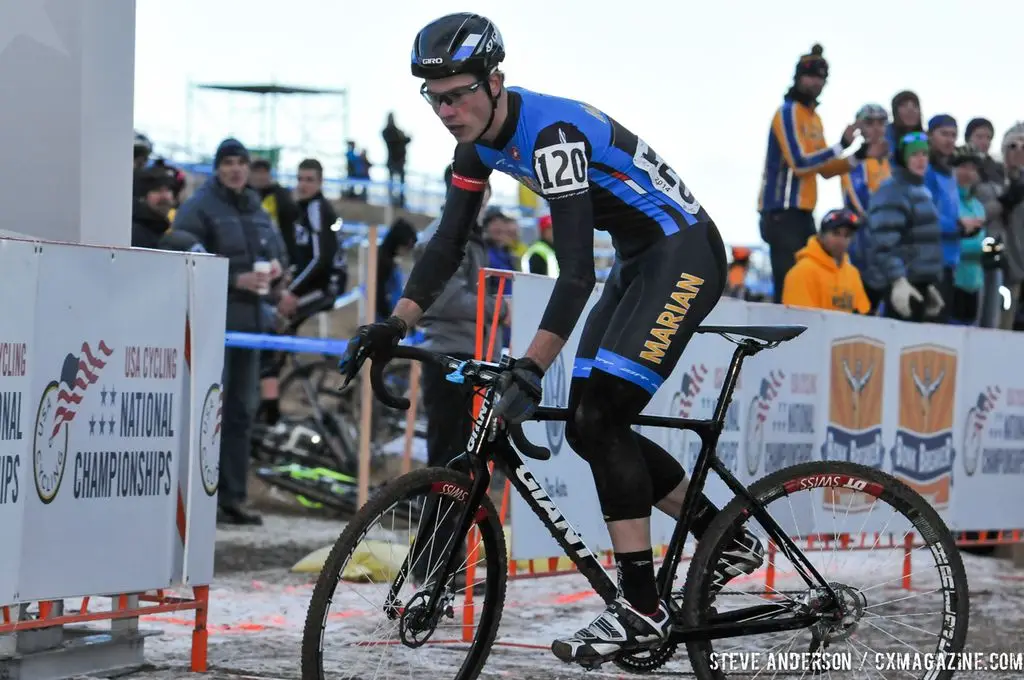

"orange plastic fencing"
[0,587,209,671]
[459,268,1024,644]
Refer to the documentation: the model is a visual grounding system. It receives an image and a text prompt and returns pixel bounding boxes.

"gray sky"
[135,0,1020,244]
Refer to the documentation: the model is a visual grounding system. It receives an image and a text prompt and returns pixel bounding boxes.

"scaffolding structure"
[184,81,350,174]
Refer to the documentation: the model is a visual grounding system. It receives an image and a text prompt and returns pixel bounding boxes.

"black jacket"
[287,192,340,297]
[131,200,170,249]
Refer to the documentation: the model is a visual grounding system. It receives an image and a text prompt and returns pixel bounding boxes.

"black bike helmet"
[411,13,505,80]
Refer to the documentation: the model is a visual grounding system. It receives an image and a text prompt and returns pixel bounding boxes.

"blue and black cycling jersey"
[403,86,714,341]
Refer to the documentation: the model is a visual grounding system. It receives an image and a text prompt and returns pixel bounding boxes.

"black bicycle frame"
[407,338,839,641]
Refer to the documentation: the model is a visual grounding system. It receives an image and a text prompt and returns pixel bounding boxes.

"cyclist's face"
[422,74,493,142]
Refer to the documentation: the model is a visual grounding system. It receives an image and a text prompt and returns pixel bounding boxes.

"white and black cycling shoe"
[709,528,765,596]
[551,598,670,668]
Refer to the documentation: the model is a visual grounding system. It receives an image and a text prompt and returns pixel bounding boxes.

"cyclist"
[341,12,764,666]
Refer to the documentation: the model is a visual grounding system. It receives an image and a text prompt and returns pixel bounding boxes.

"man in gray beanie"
[174,137,287,525]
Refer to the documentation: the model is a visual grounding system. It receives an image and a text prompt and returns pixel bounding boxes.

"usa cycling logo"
[668,364,708,466]
[962,386,1000,477]
[743,370,785,477]
[543,353,567,455]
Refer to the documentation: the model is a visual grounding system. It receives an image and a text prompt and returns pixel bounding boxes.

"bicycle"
[301,324,970,680]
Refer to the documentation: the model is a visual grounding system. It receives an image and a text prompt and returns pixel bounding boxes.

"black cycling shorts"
[572,221,727,397]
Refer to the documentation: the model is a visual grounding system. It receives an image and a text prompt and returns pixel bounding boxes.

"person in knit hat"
[949,145,988,324]
[758,44,886,302]
[862,132,944,321]
[987,123,1024,328]
[925,114,961,320]
[965,117,1006,186]
[172,136,288,526]
[885,90,924,163]
[130,166,176,249]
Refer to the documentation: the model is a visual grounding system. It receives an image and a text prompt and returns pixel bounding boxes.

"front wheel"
[301,467,508,680]
[682,460,969,680]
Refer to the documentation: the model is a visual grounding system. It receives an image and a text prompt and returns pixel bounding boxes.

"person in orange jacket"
[782,208,871,313]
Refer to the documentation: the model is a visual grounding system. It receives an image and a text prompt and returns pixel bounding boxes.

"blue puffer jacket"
[862,166,943,291]
[925,160,961,268]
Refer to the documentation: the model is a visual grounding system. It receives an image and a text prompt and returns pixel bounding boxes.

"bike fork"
[385,452,492,618]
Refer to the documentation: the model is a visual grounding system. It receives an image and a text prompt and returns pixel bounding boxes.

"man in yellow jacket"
[782,208,871,314]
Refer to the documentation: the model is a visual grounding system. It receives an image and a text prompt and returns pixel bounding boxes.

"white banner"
[0,239,38,605]
[950,329,1024,530]
[506,274,1024,560]
[181,254,228,585]
[19,244,187,601]
[510,274,611,561]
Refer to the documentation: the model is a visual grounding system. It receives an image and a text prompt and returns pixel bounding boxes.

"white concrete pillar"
[0,0,136,247]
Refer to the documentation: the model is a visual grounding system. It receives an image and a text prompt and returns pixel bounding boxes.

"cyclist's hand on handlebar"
[337,315,408,385]
[493,357,543,424]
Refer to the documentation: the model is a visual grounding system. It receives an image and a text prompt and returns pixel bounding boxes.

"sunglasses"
[420,79,486,109]
[1008,141,1024,152]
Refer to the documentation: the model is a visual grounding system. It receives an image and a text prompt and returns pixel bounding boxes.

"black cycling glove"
[493,357,544,424]
[338,316,408,381]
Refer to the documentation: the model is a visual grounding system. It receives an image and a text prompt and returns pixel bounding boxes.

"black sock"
[688,493,721,539]
[615,549,659,615]
[260,398,281,425]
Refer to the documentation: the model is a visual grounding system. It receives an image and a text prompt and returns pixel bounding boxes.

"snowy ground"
[51,511,1024,680]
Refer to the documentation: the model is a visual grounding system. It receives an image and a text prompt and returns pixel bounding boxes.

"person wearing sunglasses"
[340,11,763,667]
[862,132,944,322]
[987,123,1024,328]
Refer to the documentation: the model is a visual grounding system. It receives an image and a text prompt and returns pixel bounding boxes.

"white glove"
[925,284,945,317]
[889,277,923,318]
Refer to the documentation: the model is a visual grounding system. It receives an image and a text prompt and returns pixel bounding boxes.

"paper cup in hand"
[253,261,272,295]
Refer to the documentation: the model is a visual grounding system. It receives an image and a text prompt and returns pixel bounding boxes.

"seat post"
[711,341,756,427]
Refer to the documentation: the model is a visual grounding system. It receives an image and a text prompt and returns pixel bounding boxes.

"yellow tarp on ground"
[291,527,578,576]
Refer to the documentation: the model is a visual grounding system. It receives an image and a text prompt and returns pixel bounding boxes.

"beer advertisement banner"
[890,323,963,523]
[0,240,38,605]
[181,254,228,586]
[19,245,186,600]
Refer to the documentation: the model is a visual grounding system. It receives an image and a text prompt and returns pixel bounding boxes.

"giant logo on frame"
[891,345,957,510]
[821,336,885,512]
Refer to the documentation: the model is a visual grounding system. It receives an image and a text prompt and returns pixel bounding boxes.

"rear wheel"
[301,466,508,680]
[682,461,969,680]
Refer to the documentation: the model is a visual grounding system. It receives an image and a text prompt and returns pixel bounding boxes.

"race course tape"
[224,330,424,357]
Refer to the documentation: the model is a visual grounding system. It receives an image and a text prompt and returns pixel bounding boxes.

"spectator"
[504,216,528,262]
[885,90,924,162]
[842,104,892,217]
[256,158,338,425]
[174,137,282,526]
[133,130,152,170]
[966,117,1006,187]
[758,44,884,302]
[925,114,961,319]
[724,246,753,300]
[344,141,371,200]
[950,145,987,325]
[521,214,558,276]
[990,123,1024,329]
[131,166,175,249]
[382,113,412,207]
[482,210,519,292]
[248,158,300,239]
[375,218,418,321]
[781,208,870,314]
[864,132,944,323]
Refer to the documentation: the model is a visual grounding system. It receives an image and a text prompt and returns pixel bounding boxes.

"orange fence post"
[191,585,210,672]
